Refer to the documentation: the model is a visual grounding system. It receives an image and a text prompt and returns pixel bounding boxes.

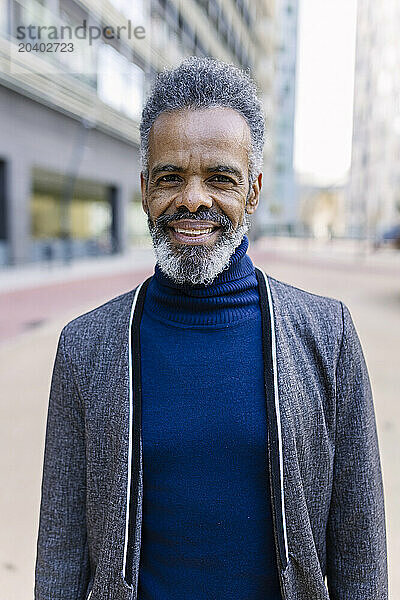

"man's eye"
[158,174,181,183]
[209,174,235,183]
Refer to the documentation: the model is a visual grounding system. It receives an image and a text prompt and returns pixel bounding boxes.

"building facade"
[347,0,400,239]
[0,0,275,265]
[266,0,299,234]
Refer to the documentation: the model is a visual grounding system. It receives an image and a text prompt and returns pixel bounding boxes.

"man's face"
[141,106,261,285]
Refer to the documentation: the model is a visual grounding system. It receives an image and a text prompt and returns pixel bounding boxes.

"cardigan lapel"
[123,278,151,591]
[255,268,289,572]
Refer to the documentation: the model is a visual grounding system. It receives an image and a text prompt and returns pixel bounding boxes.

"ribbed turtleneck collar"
[143,236,260,328]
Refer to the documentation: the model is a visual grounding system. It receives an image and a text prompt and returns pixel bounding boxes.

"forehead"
[148,107,251,167]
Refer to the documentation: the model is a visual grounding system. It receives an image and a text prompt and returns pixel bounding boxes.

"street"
[1,241,399,599]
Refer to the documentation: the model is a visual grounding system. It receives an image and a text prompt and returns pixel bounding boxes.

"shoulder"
[60,286,139,353]
[264,272,346,344]
[266,273,343,311]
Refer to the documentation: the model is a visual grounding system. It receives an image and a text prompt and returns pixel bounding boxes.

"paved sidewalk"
[0,247,155,342]
[0,239,399,599]
[254,236,400,275]
[0,245,155,293]
[1,238,399,344]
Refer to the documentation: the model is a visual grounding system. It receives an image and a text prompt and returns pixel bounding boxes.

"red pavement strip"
[0,267,152,343]
[1,248,399,343]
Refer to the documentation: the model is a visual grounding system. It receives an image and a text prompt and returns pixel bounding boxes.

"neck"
[144,236,260,328]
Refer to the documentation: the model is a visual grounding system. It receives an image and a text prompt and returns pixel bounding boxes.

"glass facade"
[0,0,275,264]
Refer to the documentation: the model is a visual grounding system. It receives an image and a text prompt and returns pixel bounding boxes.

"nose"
[175,178,212,213]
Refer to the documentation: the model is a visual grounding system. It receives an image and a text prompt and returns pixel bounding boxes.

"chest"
[140,312,267,458]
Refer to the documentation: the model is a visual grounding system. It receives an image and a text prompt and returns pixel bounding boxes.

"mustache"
[152,209,234,231]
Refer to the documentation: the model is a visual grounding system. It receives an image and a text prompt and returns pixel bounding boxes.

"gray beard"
[147,210,251,286]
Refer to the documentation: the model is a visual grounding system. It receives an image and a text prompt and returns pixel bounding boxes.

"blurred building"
[261,0,299,235]
[299,180,346,240]
[347,0,400,240]
[0,0,275,266]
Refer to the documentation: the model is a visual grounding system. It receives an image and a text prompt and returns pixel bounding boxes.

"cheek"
[146,189,177,219]
[214,192,246,227]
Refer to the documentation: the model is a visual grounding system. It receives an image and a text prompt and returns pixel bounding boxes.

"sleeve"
[326,302,388,600]
[34,328,91,600]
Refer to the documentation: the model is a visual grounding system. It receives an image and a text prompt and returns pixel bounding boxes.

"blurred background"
[0,0,399,597]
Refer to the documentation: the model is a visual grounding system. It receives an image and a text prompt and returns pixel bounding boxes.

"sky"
[293,0,358,185]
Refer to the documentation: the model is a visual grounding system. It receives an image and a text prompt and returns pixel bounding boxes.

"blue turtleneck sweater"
[138,236,281,599]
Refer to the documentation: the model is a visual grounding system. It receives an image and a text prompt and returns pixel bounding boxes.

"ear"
[140,172,149,215]
[245,173,262,214]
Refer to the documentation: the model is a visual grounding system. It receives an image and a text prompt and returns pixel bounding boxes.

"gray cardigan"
[34,270,388,600]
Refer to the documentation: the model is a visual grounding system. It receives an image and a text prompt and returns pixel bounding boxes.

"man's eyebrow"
[206,165,243,179]
[150,164,184,178]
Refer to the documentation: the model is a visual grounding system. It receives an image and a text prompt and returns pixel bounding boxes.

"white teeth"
[175,227,213,235]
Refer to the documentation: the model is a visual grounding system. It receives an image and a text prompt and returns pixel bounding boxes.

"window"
[109,0,144,20]
[30,168,115,260]
[97,44,144,120]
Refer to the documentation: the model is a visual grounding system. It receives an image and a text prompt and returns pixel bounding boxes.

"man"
[34,57,387,600]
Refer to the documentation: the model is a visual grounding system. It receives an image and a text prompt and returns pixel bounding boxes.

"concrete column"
[111,184,132,254]
[0,160,8,265]
[8,157,31,265]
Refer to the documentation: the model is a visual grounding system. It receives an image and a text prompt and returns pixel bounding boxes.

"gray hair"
[140,56,265,185]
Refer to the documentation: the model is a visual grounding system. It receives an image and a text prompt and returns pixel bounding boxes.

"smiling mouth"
[168,220,221,244]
